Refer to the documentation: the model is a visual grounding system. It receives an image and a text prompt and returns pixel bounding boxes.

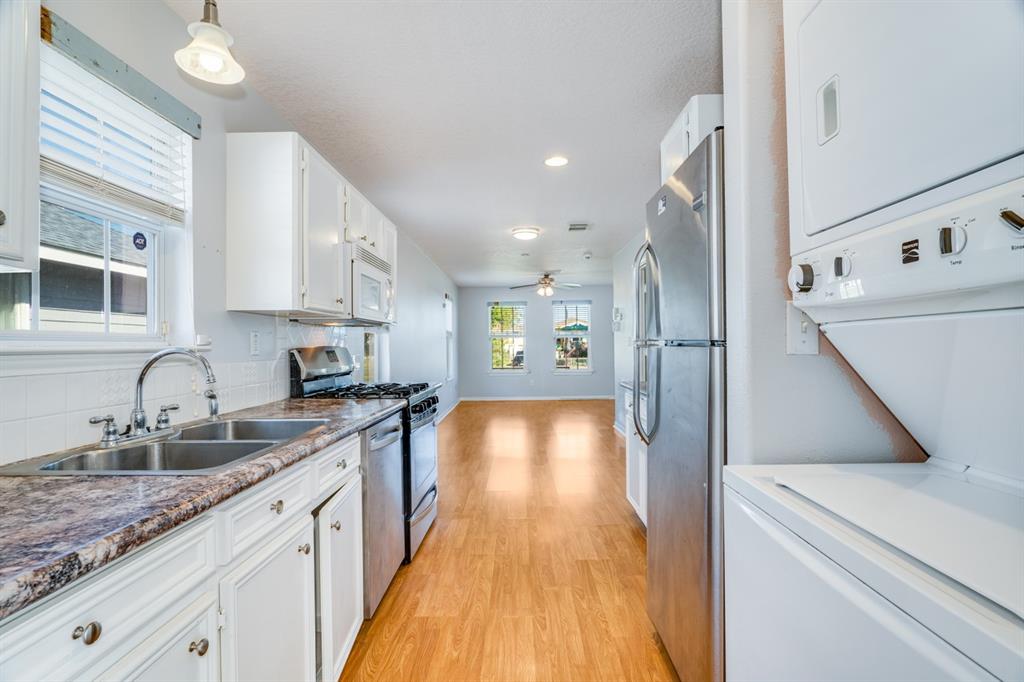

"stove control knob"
[938,225,968,256]
[788,263,815,293]
[1000,209,1024,236]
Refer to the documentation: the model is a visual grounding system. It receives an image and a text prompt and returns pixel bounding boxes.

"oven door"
[351,260,392,323]
[408,411,438,512]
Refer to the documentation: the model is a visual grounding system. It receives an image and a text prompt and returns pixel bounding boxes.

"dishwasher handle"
[369,425,403,451]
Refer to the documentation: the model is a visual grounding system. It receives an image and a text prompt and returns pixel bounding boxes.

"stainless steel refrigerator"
[632,128,725,682]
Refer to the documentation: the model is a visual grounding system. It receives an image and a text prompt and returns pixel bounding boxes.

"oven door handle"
[411,413,437,432]
[409,488,438,524]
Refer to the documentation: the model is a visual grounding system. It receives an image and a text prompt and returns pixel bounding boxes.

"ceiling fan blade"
[555,283,582,288]
[509,284,538,289]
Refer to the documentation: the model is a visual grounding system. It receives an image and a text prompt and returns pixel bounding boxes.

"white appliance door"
[724,489,998,682]
[794,0,1024,237]
[352,260,390,322]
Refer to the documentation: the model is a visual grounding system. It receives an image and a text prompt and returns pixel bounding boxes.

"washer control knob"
[999,210,1024,236]
[938,226,968,256]
[832,255,852,278]
[788,263,815,293]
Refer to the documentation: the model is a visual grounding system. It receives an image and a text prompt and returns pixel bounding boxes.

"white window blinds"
[39,44,189,224]
[553,300,591,335]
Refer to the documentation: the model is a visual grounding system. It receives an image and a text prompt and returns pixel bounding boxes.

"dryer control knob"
[832,255,852,278]
[938,226,968,256]
[788,263,815,293]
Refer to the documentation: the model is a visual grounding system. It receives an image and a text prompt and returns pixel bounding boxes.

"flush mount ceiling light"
[174,0,245,85]
[544,155,569,168]
[512,226,540,241]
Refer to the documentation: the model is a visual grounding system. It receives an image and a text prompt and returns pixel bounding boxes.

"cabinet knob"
[336,459,347,469]
[331,521,342,531]
[72,621,102,645]
[298,543,311,555]
[335,298,344,304]
[359,235,368,241]
[188,638,209,656]
[0,209,6,226]
[269,499,284,514]
[370,241,376,248]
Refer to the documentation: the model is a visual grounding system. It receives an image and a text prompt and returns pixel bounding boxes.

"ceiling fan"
[509,272,582,297]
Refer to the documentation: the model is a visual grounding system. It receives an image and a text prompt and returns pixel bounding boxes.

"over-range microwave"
[350,245,394,324]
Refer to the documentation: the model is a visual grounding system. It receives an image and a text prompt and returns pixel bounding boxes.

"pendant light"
[174,0,245,85]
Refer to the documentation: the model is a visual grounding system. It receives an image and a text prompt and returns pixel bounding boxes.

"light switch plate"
[249,331,260,356]
[786,302,820,355]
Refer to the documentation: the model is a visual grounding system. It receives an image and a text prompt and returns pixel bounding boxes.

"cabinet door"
[317,476,364,682]
[220,518,316,682]
[344,186,370,245]
[96,593,219,682]
[381,218,398,322]
[0,0,39,266]
[364,205,383,256]
[301,144,345,314]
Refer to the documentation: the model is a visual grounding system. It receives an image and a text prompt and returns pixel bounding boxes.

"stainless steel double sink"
[1,419,330,477]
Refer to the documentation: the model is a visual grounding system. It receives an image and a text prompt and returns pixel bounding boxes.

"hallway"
[340,400,677,682]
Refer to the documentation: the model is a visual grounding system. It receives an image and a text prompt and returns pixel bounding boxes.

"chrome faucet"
[129,347,218,436]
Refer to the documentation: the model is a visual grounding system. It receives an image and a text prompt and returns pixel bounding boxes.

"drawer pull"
[298,543,311,555]
[331,521,342,531]
[336,459,348,469]
[270,499,284,514]
[72,621,102,645]
[188,638,209,656]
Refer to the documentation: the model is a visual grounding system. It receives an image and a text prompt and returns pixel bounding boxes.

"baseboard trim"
[437,399,461,423]
[458,395,615,402]
[613,422,626,437]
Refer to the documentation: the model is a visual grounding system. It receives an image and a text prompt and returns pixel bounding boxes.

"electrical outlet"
[786,302,819,355]
[249,331,260,356]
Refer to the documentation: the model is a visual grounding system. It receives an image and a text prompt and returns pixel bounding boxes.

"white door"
[317,476,364,682]
[0,0,39,267]
[344,186,370,245]
[301,144,345,314]
[625,391,647,526]
[96,594,219,682]
[220,518,316,682]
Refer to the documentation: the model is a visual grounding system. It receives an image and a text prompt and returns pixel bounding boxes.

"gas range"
[309,382,434,403]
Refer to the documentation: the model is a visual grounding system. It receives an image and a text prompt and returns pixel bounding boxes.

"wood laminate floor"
[339,399,677,682]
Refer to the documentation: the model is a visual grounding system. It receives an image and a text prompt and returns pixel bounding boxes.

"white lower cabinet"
[219,517,316,682]
[624,389,648,526]
[317,476,364,682]
[97,593,219,682]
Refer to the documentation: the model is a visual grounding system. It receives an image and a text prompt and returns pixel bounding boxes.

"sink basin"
[37,440,277,475]
[178,419,329,442]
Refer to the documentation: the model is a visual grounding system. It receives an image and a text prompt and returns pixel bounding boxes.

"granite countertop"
[0,398,404,623]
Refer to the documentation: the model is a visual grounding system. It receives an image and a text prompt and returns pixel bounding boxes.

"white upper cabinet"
[227,131,398,323]
[302,145,346,315]
[0,0,40,268]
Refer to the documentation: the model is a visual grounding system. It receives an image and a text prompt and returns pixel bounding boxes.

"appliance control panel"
[790,178,1024,323]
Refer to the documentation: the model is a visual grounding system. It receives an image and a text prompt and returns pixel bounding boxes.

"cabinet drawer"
[0,518,216,682]
[311,434,361,497]
[216,464,311,564]
[95,592,219,682]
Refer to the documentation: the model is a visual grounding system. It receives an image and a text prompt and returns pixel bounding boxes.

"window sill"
[0,335,170,355]
[553,369,594,375]
[488,369,529,376]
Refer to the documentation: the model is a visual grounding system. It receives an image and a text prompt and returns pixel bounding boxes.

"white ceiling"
[167,0,722,287]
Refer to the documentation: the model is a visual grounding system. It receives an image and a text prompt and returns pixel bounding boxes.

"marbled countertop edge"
[0,398,404,623]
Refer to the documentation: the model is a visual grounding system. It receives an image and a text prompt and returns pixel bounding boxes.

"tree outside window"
[553,301,591,371]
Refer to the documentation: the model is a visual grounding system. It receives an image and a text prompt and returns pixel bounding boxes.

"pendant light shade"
[174,0,245,85]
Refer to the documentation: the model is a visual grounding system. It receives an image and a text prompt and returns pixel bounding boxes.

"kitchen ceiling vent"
[568,223,590,232]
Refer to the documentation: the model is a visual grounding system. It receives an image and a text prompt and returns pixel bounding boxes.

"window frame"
[552,299,593,374]
[487,300,527,374]
[444,294,455,382]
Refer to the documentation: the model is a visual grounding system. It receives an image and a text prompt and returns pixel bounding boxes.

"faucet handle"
[89,415,120,446]
[154,404,180,430]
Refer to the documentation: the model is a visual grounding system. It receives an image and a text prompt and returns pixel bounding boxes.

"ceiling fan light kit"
[513,273,580,297]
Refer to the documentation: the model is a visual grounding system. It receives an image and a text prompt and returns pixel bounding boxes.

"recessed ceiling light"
[512,227,540,241]
[544,156,568,168]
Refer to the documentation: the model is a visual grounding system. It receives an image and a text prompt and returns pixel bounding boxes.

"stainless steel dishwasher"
[362,412,405,618]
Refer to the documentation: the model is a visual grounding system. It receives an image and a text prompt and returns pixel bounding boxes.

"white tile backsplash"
[0,358,290,465]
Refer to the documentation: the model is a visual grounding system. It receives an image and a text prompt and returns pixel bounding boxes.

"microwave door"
[353,261,388,322]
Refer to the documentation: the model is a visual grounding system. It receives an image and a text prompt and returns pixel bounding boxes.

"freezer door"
[645,129,725,342]
[646,345,725,682]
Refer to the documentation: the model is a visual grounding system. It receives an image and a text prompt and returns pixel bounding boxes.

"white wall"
[611,231,644,432]
[387,232,459,418]
[0,0,453,464]
[721,0,925,465]
[457,285,614,400]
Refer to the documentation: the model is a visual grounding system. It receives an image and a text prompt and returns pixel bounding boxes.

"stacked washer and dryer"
[724,2,1024,681]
